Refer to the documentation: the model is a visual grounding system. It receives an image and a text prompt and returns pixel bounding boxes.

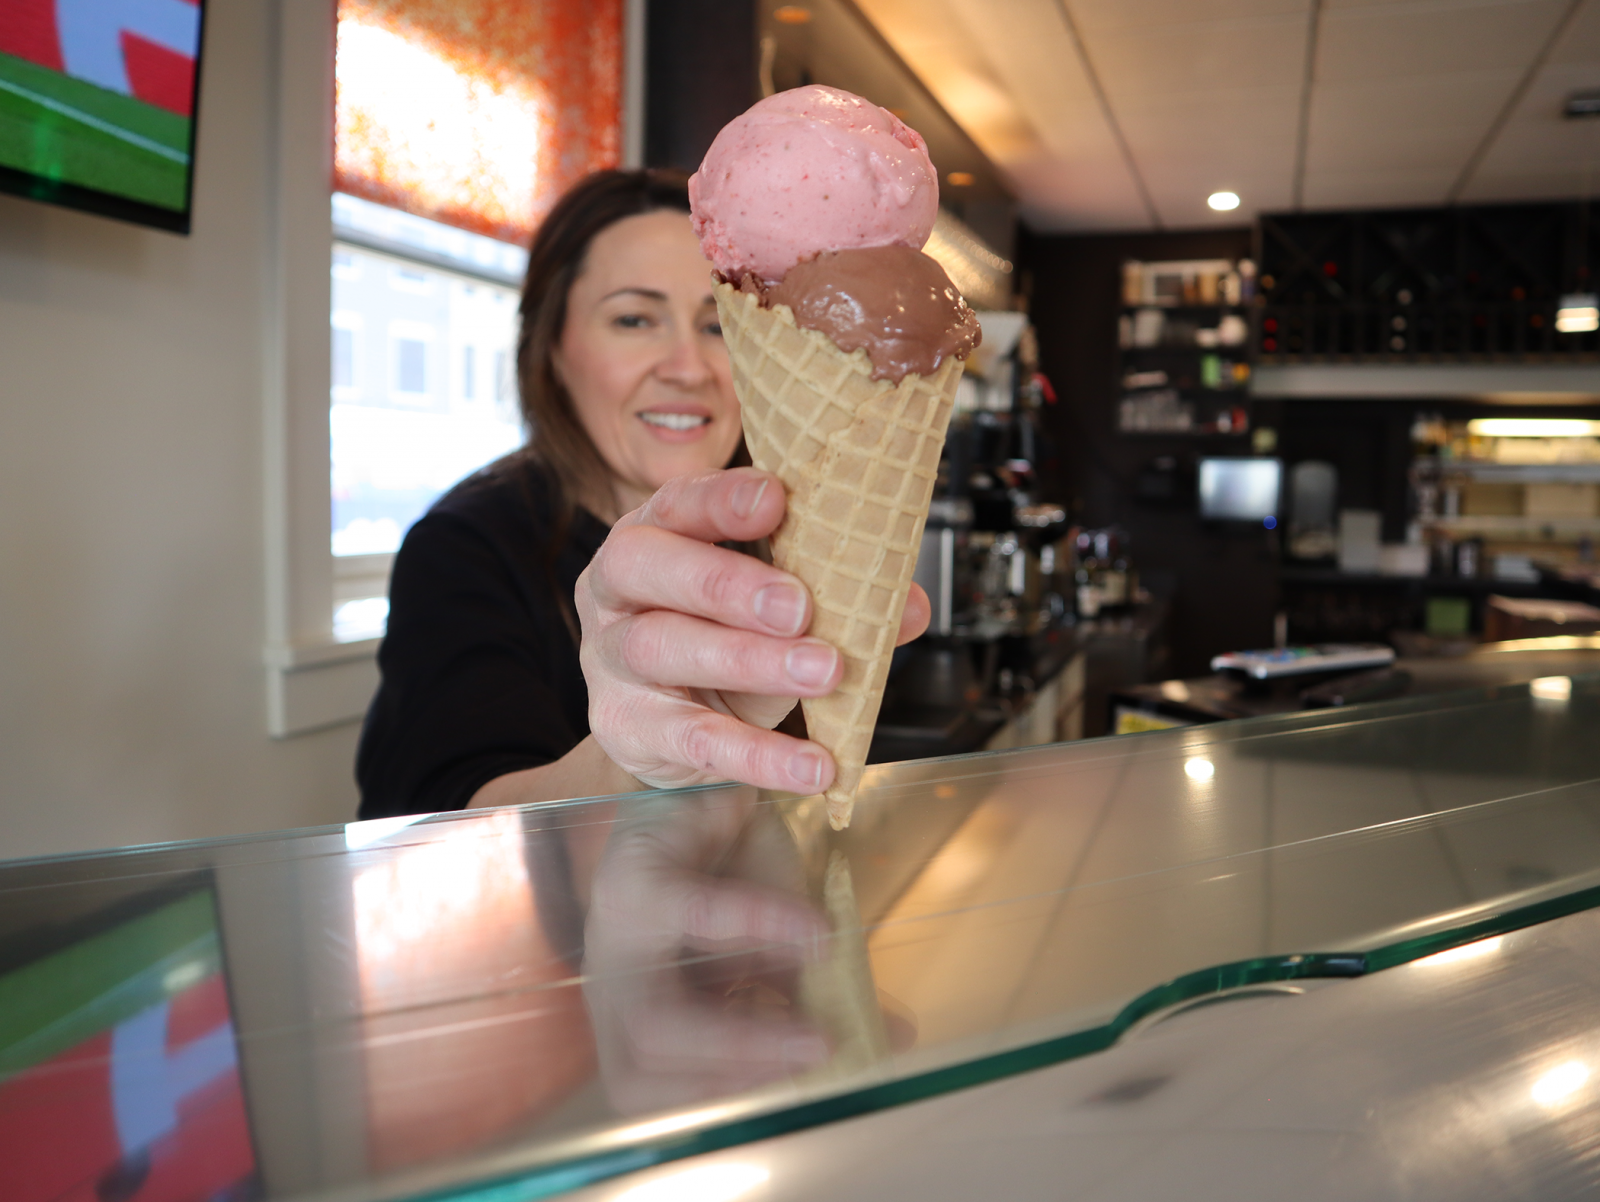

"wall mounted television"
[0,0,206,233]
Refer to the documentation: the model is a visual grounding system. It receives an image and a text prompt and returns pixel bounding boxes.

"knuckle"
[718,633,764,684]
[679,714,721,773]
[614,616,664,678]
[696,560,744,613]
[641,475,687,525]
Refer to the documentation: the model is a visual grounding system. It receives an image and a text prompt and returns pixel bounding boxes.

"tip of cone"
[825,795,854,830]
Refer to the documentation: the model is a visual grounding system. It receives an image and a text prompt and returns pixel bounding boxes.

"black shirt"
[356,458,609,819]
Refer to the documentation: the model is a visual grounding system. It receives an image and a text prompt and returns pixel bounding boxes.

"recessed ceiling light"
[773,5,812,23]
[1207,191,1240,212]
[946,171,975,187]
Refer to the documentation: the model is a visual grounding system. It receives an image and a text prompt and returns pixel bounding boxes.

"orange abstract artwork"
[335,0,622,246]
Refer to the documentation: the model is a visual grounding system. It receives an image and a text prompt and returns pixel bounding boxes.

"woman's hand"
[576,467,930,795]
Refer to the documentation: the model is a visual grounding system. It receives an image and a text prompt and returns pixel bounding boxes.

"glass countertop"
[3,673,1600,1202]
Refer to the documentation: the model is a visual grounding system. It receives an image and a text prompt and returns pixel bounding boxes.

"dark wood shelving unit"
[1254,201,1600,362]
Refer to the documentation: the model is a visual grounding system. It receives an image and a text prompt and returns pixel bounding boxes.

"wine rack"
[1255,201,1600,362]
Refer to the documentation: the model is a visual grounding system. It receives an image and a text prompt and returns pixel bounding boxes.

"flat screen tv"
[1199,456,1282,524]
[0,0,206,232]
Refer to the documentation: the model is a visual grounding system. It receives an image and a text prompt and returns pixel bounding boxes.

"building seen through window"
[330,204,525,564]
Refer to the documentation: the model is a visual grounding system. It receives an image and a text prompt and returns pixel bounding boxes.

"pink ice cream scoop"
[689,85,939,283]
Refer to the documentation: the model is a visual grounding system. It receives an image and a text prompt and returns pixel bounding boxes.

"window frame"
[263,0,643,738]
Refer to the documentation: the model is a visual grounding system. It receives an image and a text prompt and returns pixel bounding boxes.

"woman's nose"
[655,326,714,388]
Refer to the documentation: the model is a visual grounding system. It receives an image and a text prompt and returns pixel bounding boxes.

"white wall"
[0,0,360,858]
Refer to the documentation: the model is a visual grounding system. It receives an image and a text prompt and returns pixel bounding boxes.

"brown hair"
[513,168,696,526]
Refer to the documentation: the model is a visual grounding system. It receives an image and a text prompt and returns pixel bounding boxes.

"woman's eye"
[612,313,652,330]
[703,322,723,338]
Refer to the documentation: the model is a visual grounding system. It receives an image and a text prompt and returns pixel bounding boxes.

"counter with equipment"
[870,313,1167,758]
[6,676,1600,1200]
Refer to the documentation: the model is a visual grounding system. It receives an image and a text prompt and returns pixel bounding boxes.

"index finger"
[618,468,787,545]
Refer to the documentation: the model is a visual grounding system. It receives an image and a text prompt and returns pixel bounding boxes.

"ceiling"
[849,0,1600,231]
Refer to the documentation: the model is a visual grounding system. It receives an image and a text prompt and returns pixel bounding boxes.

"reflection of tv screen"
[1199,457,1282,522]
[0,0,206,232]
[0,881,259,1202]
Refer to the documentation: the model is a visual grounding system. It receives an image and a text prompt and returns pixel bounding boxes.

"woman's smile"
[638,407,713,438]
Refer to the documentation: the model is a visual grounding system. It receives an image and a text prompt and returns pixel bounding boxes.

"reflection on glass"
[1531,1060,1589,1107]
[0,886,256,1202]
[351,811,593,1171]
[582,793,835,1116]
[611,1161,770,1202]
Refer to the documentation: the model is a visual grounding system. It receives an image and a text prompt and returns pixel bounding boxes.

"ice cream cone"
[715,281,962,829]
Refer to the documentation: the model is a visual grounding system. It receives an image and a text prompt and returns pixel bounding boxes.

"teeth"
[640,412,710,430]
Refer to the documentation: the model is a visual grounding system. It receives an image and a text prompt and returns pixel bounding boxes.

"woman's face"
[555,210,740,516]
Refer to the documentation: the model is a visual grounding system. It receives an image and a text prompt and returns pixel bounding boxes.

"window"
[330,314,361,396]
[389,264,432,295]
[263,0,630,738]
[494,349,510,402]
[391,328,430,396]
[330,240,523,578]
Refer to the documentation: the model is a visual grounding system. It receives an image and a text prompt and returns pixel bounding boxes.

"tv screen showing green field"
[0,0,204,230]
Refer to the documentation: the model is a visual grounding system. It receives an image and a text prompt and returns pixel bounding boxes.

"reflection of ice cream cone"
[716,281,961,829]
[799,851,889,1073]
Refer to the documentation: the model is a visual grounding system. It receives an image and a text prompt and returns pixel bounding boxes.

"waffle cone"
[714,281,962,829]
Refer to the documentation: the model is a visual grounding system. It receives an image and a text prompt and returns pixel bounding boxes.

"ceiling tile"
[1306,72,1517,175]
[1012,154,1162,230]
[1300,166,1461,207]
[1548,0,1600,62]
[1459,62,1600,200]
[1089,16,1309,97]
[1150,169,1298,225]
[1071,0,1309,33]
[1316,0,1571,82]
[1117,84,1303,142]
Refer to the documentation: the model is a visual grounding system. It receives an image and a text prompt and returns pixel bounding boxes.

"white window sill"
[265,637,381,738]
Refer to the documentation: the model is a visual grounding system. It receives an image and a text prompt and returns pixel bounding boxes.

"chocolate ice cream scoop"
[764,246,982,382]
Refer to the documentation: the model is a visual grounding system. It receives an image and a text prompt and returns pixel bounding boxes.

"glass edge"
[387,878,1600,1202]
[14,670,1598,875]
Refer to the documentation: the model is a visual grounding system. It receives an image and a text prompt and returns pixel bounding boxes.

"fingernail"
[789,750,825,792]
[785,640,838,688]
[731,476,770,519]
[754,582,806,635]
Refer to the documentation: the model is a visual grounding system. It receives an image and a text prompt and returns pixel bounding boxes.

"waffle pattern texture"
[714,282,962,828]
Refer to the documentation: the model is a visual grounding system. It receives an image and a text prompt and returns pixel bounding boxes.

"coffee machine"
[892,313,1073,717]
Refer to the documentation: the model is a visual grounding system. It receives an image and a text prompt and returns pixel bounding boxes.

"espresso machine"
[891,313,1074,721]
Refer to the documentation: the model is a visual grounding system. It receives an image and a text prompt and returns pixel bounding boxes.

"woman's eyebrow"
[600,286,669,303]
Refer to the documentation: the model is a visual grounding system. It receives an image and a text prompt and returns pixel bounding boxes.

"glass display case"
[4,673,1600,1202]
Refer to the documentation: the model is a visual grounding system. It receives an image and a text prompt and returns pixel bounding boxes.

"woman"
[357,170,928,818]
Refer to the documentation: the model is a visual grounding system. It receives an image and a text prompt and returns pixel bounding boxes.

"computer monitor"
[0,1,208,232]
[1199,457,1282,524]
